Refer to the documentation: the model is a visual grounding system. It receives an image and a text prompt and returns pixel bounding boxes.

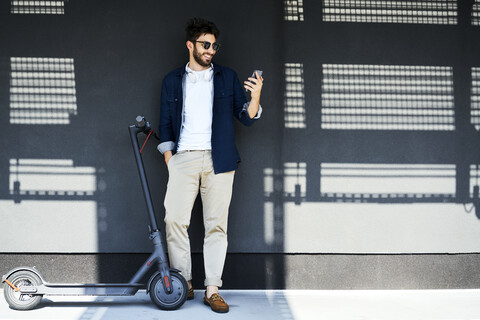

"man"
[157,17,263,313]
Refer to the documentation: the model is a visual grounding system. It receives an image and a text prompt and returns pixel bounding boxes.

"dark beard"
[193,46,212,67]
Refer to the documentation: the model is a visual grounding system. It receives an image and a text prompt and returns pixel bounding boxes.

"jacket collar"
[175,62,222,77]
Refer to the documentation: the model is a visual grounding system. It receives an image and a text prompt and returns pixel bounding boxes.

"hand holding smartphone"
[246,70,263,92]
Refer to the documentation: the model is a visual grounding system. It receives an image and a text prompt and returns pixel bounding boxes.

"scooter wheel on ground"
[149,270,188,310]
[3,270,43,310]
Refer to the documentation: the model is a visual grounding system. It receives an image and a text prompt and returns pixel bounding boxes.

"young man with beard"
[157,17,263,313]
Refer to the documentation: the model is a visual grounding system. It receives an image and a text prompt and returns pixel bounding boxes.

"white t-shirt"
[177,64,214,151]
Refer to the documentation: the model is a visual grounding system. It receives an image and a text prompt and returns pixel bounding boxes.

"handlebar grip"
[136,115,146,128]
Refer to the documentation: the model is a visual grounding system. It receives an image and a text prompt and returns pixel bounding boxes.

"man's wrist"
[164,150,173,165]
[247,102,262,119]
[250,97,260,105]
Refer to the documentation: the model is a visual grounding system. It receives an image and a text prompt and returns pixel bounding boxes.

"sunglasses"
[192,40,221,51]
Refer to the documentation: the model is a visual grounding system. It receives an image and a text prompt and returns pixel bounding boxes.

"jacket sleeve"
[157,78,176,154]
[232,72,258,127]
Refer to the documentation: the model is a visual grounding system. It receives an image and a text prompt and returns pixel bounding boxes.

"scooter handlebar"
[134,115,160,140]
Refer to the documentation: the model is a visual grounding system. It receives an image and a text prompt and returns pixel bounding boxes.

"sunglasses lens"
[194,41,220,51]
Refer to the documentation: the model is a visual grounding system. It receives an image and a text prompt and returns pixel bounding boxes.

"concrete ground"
[1,288,480,320]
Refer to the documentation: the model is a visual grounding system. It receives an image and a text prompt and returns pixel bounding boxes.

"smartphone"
[246,70,263,92]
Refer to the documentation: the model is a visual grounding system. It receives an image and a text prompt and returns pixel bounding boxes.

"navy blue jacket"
[158,63,258,174]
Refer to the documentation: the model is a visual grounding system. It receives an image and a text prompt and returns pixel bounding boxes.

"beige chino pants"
[164,150,234,287]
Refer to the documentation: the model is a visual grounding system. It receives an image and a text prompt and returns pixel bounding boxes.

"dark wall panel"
[1,1,480,265]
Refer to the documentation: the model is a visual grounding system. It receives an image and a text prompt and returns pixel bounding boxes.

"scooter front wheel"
[149,270,188,310]
[3,270,43,310]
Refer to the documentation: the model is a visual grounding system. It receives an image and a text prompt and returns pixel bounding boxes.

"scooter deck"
[23,282,144,296]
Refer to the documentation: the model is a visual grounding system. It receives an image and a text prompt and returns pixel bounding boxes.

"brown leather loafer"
[187,287,194,300]
[203,292,229,313]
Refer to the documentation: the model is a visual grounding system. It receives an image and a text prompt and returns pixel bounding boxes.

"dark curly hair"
[185,17,220,42]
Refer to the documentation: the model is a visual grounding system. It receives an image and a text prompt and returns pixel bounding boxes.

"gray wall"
[1,0,480,288]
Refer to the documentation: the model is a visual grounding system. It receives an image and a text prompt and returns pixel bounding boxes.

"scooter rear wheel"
[4,270,43,310]
[149,270,188,310]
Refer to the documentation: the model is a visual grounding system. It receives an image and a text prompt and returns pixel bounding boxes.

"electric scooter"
[2,116,188,311]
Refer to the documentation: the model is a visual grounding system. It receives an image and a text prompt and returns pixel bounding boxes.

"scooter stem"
[128,125,159,231]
